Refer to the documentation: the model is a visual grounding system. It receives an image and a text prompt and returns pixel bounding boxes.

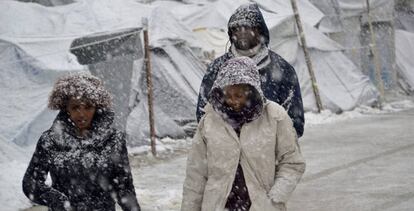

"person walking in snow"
[182,57,305,211]
[22,73,140,211]
[196,3,305,138]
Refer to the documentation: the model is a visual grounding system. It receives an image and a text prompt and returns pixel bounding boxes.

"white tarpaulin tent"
[313,0,414,93]
[152,0,324,57]
[395,30,414,92]
[262,7,379,112]
[0,0,205,148]
[310,0,397,90]
[161,0,379,112]
[395,0,414,93]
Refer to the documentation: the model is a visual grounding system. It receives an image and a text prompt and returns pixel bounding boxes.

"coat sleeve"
[268,112,305,204]
[113,133,140,211]
[22,133,71,210]
[181,121,208,211]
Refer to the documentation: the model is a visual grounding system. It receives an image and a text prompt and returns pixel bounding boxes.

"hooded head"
[209,57,265,127]
[228,3,270,47]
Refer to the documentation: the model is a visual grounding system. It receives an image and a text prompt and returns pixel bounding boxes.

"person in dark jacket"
[22,73,140,211]
[196,3,305,137]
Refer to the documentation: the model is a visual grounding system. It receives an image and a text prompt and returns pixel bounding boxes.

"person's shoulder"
[264,101,290,121]
[107,129,126,142]
[199,104,222,127]
[100,129,127,151]
[267,49,298,79]
[207,53,232,71]
[268,50,294,68]
[201,104,215,121]
[268,50,286,61]
[36,129,56,149]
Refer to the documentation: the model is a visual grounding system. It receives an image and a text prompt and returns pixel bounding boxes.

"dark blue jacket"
[196,3,304,137]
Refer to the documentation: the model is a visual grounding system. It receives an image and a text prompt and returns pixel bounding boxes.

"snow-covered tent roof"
[0,0,205,147]
[312,0,414,93]
[153,0,324,56]
[262,9,379,112]
[159,0,379,112]
[337,0,394,23]
[0,39,69,147]
[310,0,395,34]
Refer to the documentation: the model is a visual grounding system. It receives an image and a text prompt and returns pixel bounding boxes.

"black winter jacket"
[22,110,140,211]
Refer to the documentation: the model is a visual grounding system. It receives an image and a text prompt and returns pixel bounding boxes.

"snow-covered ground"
[2,99,413,211]
[2,100,414,211]
[305,99,414,126]
[132,104,414,211]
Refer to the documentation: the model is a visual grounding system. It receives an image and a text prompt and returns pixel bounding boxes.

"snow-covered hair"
[48,73,112,110]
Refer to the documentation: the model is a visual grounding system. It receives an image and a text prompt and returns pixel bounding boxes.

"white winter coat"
[181,102,305,211]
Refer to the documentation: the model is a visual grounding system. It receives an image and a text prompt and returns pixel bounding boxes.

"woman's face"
[224,84,251,112]
[66,98,96,131]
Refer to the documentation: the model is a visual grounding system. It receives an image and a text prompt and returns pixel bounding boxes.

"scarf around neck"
[230,42,271,70]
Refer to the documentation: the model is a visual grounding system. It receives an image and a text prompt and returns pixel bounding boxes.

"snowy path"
[289,108,414,211]
[130,108,414,211]
[132,156,187,211]
[19,108,414,211]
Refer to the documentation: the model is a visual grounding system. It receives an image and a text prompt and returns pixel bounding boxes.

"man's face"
[231,26,261,50]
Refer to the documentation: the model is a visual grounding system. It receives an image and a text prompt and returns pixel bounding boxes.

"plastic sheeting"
[0,39,75,146]
[126,44,205,145]
[0,0,205,146]
[396,30,414,92]
[338,0,394,23]
[311,0,395,32]
[165,0,379,112]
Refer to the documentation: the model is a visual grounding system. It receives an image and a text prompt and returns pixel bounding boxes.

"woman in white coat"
[181,57,305,211]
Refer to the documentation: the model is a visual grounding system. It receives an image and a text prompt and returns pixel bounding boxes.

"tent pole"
[142,18,157,157]
[290,0,323,112]
[366,0,385,109]
[390,5,397,89]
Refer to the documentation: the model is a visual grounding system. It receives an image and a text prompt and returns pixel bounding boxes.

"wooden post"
[142,18,157,157]
[290,0,323,112]
[366,0,385,109]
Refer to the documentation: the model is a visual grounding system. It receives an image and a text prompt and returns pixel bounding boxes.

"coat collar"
[204,102,272,143]
[49,109,115,149]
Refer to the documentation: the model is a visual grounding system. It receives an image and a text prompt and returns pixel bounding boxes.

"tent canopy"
[0,0,205,146]
[159,0,379,112]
